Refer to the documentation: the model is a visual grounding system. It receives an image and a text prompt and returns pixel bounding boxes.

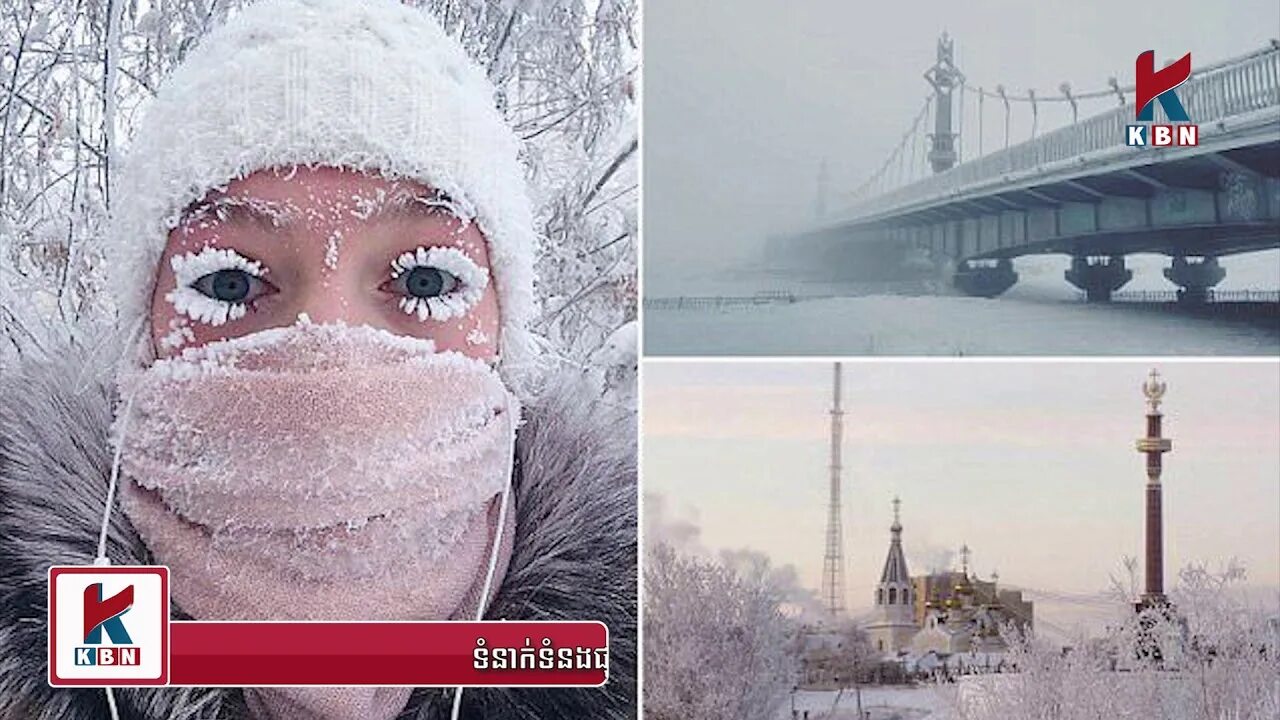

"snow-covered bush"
[643,542,801,720]
[0,0,636,370]
[943,561,1280,720]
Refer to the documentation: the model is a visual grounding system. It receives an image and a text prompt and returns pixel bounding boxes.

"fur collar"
[0,340,636,720]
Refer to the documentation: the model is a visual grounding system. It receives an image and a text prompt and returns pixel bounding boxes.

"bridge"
[771,37,1280,302]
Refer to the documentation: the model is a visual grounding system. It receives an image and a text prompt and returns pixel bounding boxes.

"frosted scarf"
[113,323,519,720]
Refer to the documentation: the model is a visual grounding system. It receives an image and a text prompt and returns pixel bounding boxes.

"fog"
[643,0,1280,295]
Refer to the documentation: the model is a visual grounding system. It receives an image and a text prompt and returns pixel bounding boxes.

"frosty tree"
[644,542,801,720]
[941,561,1280,720]
[0,0,636,370]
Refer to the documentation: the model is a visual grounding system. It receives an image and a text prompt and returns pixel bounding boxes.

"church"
[864,499,1033,658]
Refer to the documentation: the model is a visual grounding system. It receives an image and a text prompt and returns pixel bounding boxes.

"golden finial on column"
[1142,368,1167,414]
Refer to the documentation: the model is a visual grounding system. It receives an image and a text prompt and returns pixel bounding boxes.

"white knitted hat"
[108,0,539,394]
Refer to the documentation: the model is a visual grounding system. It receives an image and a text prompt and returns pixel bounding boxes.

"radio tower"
[821,363,847,619]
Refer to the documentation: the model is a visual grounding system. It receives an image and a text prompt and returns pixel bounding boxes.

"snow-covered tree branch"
[644,542,801,720]
[940,561,1280,720]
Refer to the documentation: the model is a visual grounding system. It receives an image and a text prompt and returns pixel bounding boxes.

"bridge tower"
[821,362,847,620]
[923,33,964,173]
[1134,369,1173,609]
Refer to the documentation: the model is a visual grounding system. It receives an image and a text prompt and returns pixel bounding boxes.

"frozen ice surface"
[645,251,1280,356]
[646,295,1278,356]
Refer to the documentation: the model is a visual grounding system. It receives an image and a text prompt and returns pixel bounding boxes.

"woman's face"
[149,166,500,359]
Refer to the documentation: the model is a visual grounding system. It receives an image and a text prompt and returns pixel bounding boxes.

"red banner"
[167,621,608,686]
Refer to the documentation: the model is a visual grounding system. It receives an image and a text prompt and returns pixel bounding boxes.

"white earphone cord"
[450,405,518,720]
[96,386,139,720]
[96,373,513,720]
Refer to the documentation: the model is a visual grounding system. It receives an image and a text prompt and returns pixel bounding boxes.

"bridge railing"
[1077,289,1280,303]
[643,293,805,311]
[845,45,1280,221]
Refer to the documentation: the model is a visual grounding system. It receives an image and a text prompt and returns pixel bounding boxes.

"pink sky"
[643,360,1280,635]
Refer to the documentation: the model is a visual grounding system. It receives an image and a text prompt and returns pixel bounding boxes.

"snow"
[645,251,1280,356]
[0,1,636,401]
[647,294,1277,356]
[645,543,798,720]
[158,318,195,351]
[781,687,955,720]
[107,0,538,390]
[324,228,342,270]
[584,320,638,401]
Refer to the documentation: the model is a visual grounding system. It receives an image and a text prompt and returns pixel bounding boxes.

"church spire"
[879,497,911,585]
[869,496,917,655]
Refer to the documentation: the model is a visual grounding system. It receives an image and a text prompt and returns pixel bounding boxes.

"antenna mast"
[822,363,847,619]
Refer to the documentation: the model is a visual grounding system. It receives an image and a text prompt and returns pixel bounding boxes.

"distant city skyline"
[644,361,1280,635]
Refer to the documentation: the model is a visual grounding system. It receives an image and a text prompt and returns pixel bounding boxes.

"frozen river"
[644,252,1280,356]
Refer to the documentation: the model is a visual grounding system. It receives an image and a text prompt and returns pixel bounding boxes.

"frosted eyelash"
[390,246,489,322]
[165,247,266,327]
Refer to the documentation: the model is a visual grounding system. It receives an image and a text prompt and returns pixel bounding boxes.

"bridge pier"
[1164,256,1226,304]
[953,258,1017,298]
[1064,255,1133,302]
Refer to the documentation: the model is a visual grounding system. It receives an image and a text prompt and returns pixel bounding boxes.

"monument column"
[1135,369,1173,607]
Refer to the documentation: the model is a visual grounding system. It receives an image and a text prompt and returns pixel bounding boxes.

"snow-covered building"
[865,498,918,655]
[910,568,1034,651]
[863,500,1033,659]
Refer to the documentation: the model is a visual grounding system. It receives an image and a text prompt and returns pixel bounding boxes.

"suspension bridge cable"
[1028,89,1038,139]
[956,40,1279,106]
[896,136,908,186]
[908,112,919,182]
[998,85,1010,149]
[837,40,1278,203]
[977,88,984,157]
[850,96,933,200]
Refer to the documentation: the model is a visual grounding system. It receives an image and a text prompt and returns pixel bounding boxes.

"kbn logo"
[1126,50,1199,147]
[48,566,170,686]
[75,582,140,666]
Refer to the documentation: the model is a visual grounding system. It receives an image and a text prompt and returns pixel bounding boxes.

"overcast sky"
[643,361,1280,633]
[643,0,1280,293]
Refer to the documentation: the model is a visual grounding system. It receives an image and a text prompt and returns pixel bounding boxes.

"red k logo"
[1135,50,1192,122]
[83,582,134,644]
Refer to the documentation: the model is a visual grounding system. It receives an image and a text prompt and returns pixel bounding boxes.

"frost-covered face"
[148,165,501,359]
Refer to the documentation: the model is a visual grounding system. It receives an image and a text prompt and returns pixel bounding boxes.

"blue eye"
[387,246,487,322]
[191,269,271,304]
[393,266,460,299]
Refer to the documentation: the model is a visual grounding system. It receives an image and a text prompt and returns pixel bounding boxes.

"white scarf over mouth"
[113,322,520,720]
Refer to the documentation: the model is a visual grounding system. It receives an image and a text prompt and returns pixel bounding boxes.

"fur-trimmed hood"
[0,339,636,720]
